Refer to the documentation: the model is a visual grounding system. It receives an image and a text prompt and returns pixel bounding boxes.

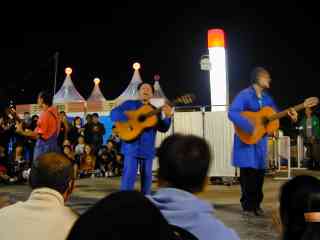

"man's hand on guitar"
[287,108,298,122]
[162,104,173,118]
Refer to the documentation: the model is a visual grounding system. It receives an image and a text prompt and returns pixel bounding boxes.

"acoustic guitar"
[234,97,319,144]
[114,94,195,141]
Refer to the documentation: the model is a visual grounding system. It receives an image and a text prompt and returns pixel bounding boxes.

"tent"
[53,68,85,104]
[86,78,113,142]
[114,63,143,106]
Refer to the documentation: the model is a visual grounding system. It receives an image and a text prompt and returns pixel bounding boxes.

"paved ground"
[1,169,320,240]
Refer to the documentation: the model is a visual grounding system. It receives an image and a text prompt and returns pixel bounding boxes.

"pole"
[53,52,59,95]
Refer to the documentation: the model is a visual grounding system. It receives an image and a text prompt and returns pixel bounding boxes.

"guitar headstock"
[174,94,195,105]
[304,97,319,108]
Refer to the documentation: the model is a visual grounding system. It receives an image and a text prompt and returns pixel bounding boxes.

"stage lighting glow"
[65,67,73,76]
[133,62,141,70]
[94,78,101,85]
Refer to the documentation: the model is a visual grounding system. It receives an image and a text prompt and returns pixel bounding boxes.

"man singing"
[110,82,172,195]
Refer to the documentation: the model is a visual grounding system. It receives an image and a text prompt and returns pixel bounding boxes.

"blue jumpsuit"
[228,86,278,211]
[110,100,171,195]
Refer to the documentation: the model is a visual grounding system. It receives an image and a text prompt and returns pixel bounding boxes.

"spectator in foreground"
[0,152,78,240]
[272,175,320,240]
[302,192,320,240]
[148,134,240,240]
[67,190,197,240]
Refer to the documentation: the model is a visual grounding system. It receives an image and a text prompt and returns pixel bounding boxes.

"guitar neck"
[142,95,194,118]
[268,103,305,121]
[144,106,164,118]
[144,99,178,118]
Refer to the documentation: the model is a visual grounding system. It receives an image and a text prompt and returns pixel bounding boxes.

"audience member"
[67,190,197,240]
[148,134,240,240]
[272,175,320,240]
[0,152,78,240]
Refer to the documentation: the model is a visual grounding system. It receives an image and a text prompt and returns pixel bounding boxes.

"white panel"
[153,125,174,171]
[153,111,236,177]
[204,111,236,176]
[173,112,204,137]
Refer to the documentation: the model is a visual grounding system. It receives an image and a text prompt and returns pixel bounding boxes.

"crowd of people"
[0,109,123,184]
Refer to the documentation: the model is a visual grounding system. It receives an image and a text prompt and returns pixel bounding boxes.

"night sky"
[2,4,320,121]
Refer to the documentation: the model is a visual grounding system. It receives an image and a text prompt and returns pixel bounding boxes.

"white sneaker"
[22,169,30,180]
[9,177,18,183]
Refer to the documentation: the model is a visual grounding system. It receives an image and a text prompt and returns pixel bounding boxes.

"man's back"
[149,188,239,240]
[0,188,78,240]
[151,134,240,240]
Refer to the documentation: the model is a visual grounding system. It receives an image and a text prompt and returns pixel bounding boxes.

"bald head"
[30,152,74,195]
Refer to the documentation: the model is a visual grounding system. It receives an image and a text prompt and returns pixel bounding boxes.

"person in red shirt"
[16,91,60,164]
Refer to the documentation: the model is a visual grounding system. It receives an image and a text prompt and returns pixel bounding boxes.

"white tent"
[115,63,143,105]
[87,78,107,102]
[53,68,85,103]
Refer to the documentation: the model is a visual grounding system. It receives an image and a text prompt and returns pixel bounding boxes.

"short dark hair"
[157,134,211,193]
[78,135,85,140]
[92,113,99,118]
[250,66,268,84]
[280,175,320,240]
[73,116,82,126]
[67,191,173,240]
[63,145,72,151]
[30,152,74,195]
[38,90,53,106]
[32,115,39,121]
[137,82,154,94]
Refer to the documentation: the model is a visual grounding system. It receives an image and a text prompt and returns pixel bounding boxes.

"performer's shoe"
[254,208,265,217]
[242,210,256,217]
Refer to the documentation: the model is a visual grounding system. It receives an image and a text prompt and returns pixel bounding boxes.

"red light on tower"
[208,29,225,48]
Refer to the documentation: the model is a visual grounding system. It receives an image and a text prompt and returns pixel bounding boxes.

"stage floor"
[1,169,320,240]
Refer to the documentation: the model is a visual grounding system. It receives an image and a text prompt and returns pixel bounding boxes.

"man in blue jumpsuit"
[111,83,172,195]
[228,67,298,216]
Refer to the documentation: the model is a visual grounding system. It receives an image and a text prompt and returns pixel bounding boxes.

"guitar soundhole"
[262,117,270,127]
[138,115,146,122]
